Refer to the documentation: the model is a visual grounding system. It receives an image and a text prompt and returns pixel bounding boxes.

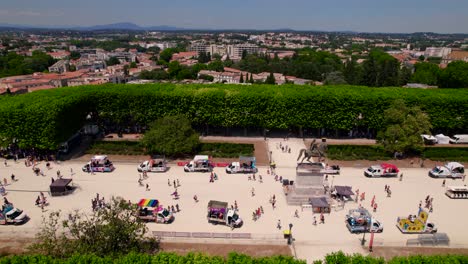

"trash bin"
[283,230,291,239]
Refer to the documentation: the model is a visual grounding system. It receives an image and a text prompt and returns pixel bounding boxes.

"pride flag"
[138,199,159,207]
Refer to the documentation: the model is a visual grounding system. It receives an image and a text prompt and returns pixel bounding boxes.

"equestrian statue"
[297,138,328,163]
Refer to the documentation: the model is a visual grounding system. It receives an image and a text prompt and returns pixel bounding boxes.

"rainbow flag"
[138,199,159,207]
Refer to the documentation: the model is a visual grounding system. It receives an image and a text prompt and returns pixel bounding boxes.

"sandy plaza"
[1,138,467,262]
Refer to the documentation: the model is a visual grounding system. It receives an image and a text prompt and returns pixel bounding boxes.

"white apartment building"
[227,44,261,60]
[424,47,451,58]
[189,44,227,57]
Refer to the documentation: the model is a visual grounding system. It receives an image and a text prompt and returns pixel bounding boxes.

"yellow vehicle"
[396,209,437,234]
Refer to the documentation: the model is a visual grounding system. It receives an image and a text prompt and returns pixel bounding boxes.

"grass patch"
[328,145,393,161]
[328,145,468,161]
[85,141,144,156]
[423,147,468,162]
[198,142,254,158]
[86,141,254,158]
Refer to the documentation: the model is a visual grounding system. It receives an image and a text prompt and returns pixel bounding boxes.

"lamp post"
[288,223,293,245]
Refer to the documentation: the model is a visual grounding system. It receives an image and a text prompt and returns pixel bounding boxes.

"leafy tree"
[223,54,233,67]
[265,72,276,84]
[361,49,400,87]
[69,51,81,60]
[106,56,120,66]
[197,51,211,63]
[29,197,158,258]
[411,62,441,85]
[141,115,200,156]
[398,66,412,86]
[159,48,177,63]
[147,46,161,54]
[129,62,138,68]
[241,49,248,59]
[198,74,214,81]
[168,61,182,78]
[324,71,347,85]
[438,61,468,88]
[207,60,224,72]
[377,99,432,154]
[139,69,169,80]
[418,55,425,61]
[123,65,130,76]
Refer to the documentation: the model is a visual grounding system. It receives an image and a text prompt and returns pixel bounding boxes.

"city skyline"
[0,0,467,33]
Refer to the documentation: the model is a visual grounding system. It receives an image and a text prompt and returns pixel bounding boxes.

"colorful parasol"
[138,199,159,207]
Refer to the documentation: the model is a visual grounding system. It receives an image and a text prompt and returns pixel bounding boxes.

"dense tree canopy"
[30,197,158,258]
[0,51,55,78]
[0,84,466,150]
[377,99,432,154]
[141,115,200,156]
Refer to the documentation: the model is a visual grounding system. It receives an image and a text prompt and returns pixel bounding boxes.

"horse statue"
[297,138,328,163]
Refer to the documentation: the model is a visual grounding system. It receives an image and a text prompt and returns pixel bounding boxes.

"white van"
[450,135,468,144]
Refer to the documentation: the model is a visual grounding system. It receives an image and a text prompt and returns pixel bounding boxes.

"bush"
[198,143,254,158]
[86,141,143,155]
[85,141,254,158]
[328,145,468,161]
[328,145,393,161]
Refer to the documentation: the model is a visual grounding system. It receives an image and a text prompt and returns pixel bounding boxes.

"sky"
[0,0,467,33]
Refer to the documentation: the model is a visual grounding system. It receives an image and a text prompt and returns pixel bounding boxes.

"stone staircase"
[286,185,326,206]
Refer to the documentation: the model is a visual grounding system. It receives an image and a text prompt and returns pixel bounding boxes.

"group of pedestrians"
[384,185,392,197]
[35,192,48,211]
[422,195,434,213]
[252,206,264,221]
[166,204,180,214]
[91,193,107,211]
[269,194,277,209]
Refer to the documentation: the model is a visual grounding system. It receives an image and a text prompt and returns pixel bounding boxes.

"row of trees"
[0,84,466,150]
[411,60,468,88]
[0,51,56,78]
[229,48,468,88]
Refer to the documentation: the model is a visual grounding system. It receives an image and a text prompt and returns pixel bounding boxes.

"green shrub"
[198,143,254,158]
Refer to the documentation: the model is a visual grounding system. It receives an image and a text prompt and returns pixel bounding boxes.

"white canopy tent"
[435,134,452,144]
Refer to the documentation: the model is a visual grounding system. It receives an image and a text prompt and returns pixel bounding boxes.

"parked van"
[450,135,468,144]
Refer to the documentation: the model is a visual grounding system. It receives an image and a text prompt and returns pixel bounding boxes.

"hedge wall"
[2,251,468,264]
[0,84,467,149]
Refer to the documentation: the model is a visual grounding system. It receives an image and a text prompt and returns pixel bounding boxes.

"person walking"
[251,187,255,197]
[320,213,325,224]
[442,179,446,187]
[146,184,150,191]
[294,209,299,218]
[176,204,180,212]
[193,195,198,203]
[176,179,180,187]
[277,219,281,230]
[399,173,403,181]
[313,216,317,225]
[168,179,171,186]
[259,175,263,183]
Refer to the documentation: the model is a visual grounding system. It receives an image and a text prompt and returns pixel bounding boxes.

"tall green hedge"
[0,252,304,264]
[2,251,468,264]
[0,84,467,150]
